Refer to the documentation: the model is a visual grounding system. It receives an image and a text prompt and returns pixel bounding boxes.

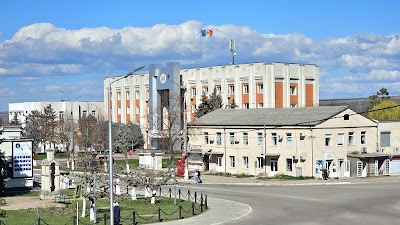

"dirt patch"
[0,197,65,210]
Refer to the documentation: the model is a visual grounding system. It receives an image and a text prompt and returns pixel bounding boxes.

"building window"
[229,85,235,95]
[257,157,264,169]
[325,133,332,147]
[192,87,197,97]
[135,91,140,100]
[59,111,64,120]
[127,107,131,115]
[230,133,235,145]
[361,131,367,144]
[242,156,249,169]
[126,91,130,100]
[117,107,121,115]
[257,84,264,94]
[380,131,391,147]
[136,106,140,114]
[203,87,209,95]
[191,105,197,113]
[286,133,292,147]
[258,103,263,108]
[91,110,96,117]
[216,86,221,95]
[117,92,121,100]
[217,157,222,166]
[83,110,87,116]
[243,103,249,109]
[271,133,277,146]
[338,133,344,146]
[348,132,355,145]
[243,132,249,145]
[290,86,297,95]
[243,84,249,94]
[290,104,297,108]
[229,156,235,168]
[286,158,293,171]
[204,132,209,144]
[257,133,263,146]
[216,132,222,145]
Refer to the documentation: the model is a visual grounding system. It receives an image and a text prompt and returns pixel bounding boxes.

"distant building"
[187,106,396,178]
[8,101,104,126]
[104,61,320,149]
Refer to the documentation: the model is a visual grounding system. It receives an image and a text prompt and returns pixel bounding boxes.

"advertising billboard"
[12,140,33,178]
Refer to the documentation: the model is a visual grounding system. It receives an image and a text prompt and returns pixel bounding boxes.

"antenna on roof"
[230,39,236,65]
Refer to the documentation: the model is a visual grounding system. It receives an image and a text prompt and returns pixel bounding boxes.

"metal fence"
[0,187,208,225]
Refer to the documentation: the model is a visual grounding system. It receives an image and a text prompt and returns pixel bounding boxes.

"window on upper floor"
[286,133,292,147]
[380,131,390,147]
[203,87,209,95]
[243,132,249,145]
[290,86,297,95]
[192,87,197,97]
[348,132,355,145]
[230,133,235,145]
[338,133,344,146]
[216,132,222,145]
[257,84,264,94]
[229,86,235,95]
[117,108,121,115]
[126,91,130,100]
[117,92,121,100]
[215,86,221,95]
[271,133,277,146]
[325,133,332,147]
[135,91,140,100]
[257,133,263,146]
[243,84,249,94]
[59,111,64,120]
[83,111,87,116]
[361,131,367,145]
[91,111,96,117]
[204,132,209,144]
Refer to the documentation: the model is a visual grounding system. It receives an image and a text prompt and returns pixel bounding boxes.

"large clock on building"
[160,73,167,84]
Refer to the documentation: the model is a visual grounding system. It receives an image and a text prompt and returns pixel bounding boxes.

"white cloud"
[1,20,400,106]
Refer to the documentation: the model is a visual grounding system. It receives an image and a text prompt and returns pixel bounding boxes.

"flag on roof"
[201,29,213,37]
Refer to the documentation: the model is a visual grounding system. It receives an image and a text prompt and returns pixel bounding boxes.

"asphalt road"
[189,180,400,225]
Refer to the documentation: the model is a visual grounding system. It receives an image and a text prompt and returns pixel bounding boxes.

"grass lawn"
[0,191,205,225]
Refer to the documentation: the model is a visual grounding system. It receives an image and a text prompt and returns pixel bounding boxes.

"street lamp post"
[108,66,144,225]
[59,90,81,170]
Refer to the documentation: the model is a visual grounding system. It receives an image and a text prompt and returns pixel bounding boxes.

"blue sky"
[1,0,400,111]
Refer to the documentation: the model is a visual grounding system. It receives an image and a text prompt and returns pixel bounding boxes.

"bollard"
[179,205,182,219]
[178,189,181,200]
[188,190,191,201]
[158,207,161,222]
[205,195,208,209]
[194,192,197,204]
[103,214,107,225]
[38,216,40,225]
[159,187,162,196]
[191,202,195,215]
[132,210,136,225]
[169,188,172,198]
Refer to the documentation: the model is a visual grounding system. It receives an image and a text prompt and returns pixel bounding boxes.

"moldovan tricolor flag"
[201,29,213,37]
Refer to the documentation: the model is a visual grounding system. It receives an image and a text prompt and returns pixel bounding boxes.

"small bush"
[0,208,6,217]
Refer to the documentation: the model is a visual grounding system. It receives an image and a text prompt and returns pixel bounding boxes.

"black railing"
[0,188,208,225]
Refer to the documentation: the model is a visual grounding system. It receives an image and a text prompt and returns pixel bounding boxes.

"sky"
[0,0,400,111]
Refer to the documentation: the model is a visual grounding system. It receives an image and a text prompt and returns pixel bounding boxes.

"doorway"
[270,159,278,176]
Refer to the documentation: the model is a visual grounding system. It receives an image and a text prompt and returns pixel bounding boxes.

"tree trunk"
[124,152,130,173]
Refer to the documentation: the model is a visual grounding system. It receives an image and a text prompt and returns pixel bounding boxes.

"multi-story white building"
[104,61,319,148]
[9,101,104,126]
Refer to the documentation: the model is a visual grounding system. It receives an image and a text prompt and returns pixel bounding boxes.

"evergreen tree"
[0,150,6,196]
[195,88,223,118]
[228,97,239,108]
